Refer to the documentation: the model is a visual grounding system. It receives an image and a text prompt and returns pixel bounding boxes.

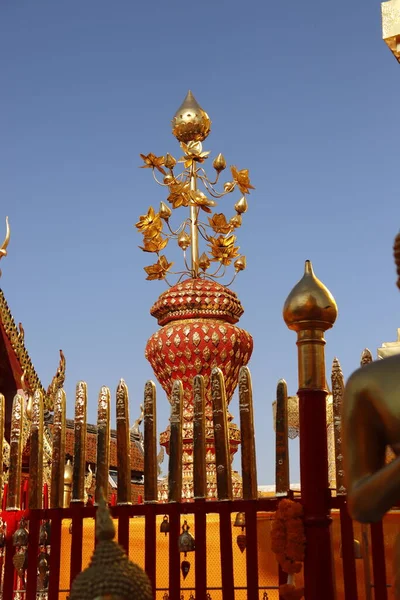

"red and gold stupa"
[136,91,254,499]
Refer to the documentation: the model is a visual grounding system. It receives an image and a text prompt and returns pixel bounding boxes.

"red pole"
[283,260,338,600]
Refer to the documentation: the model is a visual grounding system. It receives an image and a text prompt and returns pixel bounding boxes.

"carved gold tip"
[0,217,10,266]
[360,348,373,366]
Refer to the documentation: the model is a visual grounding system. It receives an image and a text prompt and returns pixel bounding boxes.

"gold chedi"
[69,492,152,600]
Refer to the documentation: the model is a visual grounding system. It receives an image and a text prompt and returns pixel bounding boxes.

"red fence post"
[144,507,156,593]
[219,505,235,600]
[117,505,130,556]
[48,510,63,599]
[3,512,17,599]
[26,509,40,600]
[69,503,84,589]
[169,504,181,600]
[245,501,259,600]
[194,500,207,599]
[370,521,388,600]
[339,499,358,599]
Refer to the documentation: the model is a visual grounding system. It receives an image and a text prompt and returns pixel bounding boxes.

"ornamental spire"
[135,92,254,286]
[0,217,10,278]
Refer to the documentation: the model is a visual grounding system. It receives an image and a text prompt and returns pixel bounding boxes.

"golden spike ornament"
[51,388,66,508]
[238,366,258,499]
[360,348,373,366]
[72,381,87,503]
[95,386,111,505]
[211,368,233,500]
[275,379,290,496]
[116,379,132,505]
[143,381,158,503]
[331,358,346,495]
[193,375,206,499]
[28,389,44,509]
[136,91,254,285]
[168,380,183,502]
[0,216,10,277]
[7,394,24,510]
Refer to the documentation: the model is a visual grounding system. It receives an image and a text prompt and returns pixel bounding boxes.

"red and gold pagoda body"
[146,278,253,499]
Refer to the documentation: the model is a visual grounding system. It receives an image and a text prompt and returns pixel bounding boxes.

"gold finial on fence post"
[95,387,111,505]
[331,358,346,495]
[116,379,131,505]
[28,389,44,509]
[275,379,290,496]
[193,375,206,500]
[0,394,4,503]
[239,366,258,499]
[72,381,87,503]
[360,348,373,366]
[0,216,10,278]
[7,394,24,510]
[51,388,66,508]
[143,380,158,503]
[211,368,232,501]
[168,380,183,503]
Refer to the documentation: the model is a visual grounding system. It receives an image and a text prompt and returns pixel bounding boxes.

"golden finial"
[283,260,338,332]
[360,348,373,366]
[394,231,400,289]
[136,94,253,285]
[172,90,211,143]
[0,217,10,278]
[69,490,153,600]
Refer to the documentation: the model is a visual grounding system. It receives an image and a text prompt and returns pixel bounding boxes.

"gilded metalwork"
[168,380,183,502]
[0,216,10,276]
[211,368,232,500]
[95,386,111,505]
[239,366,257,499]
[116,379,131,505]
[72,381,87,503]
[144,380,158,502]
[378,329,400,359]
[29,389,44,509]
[382,0,400,62]
[193,375,206,499]
[63,459,73,508]
[283,260,338,390]
[51,388,66,508]
[46,349,66,407]
[331,358,345,495]
[136,91,253,285]
[275,379,290,496]
[7,394,24,510]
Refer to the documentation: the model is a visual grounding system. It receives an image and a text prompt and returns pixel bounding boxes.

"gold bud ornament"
[234,197,248,214]
[234,256,247,272]
[213,153,227,173]
[178,231,191,251]
[159,202,172,220]
[164,153,177,169]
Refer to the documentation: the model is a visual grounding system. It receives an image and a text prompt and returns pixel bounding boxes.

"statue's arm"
[343,374,400,523]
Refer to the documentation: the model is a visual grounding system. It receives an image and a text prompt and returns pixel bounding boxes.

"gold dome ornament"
[172,91,211,143]
[69,492,152,600]
[283,260,338,332]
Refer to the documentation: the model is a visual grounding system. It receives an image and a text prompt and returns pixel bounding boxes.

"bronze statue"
[343,233,400,593]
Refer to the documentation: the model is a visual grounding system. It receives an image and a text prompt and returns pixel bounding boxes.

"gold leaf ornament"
[139,153,166,175]
[199,253,211,272]
[180,141,211,168]
[135,207,163,239]
[139,235,168,253]
[208,235,240,266]
[167,181,191,209]
[230,166,255,195]
[144,255,173,281]
[208,213,232,234]
[189,190,216,213]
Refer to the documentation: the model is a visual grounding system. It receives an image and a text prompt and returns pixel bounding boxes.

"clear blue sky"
[0,0,399,485]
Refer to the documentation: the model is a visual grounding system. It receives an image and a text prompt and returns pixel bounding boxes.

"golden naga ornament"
[135,90,254,284]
